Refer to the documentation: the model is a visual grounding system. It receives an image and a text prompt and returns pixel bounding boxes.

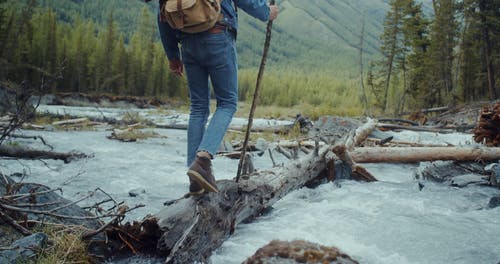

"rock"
[0,174,106,258]
[308,116,361,144]
[489,196,500,209]
[450,174,488,187]
[244,240,359,264]
[484,163,500,187]
[0,175,102,228]
[419,161,489,187]
[129,188,146,197]
[0,233,48,263]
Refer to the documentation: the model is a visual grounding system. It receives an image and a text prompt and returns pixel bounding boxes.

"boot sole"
[187,170,219,193]
[183,189,205,198]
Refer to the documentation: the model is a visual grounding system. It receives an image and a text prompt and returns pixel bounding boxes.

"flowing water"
[2,105,499,264]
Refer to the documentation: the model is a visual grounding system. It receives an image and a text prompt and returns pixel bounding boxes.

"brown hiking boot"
[188,178,204,196]
[187,156,219,193]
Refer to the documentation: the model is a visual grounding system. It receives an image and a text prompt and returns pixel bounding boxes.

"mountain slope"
[16,0,431,75]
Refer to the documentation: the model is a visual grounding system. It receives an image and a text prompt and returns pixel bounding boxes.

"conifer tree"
[377,0,405,112]
[477,0,498,99]
[426,0,459,106]
[99,11,117,93]
[401,0,430,109]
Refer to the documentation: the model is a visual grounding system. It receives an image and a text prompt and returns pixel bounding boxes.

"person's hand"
[169,59,184,77]
[269,5,279,21]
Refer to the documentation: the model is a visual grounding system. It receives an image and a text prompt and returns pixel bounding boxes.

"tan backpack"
[160,0,223,34]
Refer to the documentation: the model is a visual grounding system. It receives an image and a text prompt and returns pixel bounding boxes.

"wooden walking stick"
[236,0,276,181]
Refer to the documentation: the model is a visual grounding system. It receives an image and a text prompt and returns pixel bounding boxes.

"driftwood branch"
[332,145,377,182]
[52,117,89,126]
[345,118,377,150]
[0,209,32,236]
[81,204,145,240]
[400,106,449,115]
[378,118,419,126]
[365,138,453,147]
[156,123,293,134]
[377,123,455,133]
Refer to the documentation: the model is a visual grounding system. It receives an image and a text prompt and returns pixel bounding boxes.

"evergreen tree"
[376,0,405,112]
[401,0,430,109]
[460,0,484,101]
[426,0,459,106]
[477,0,498,99]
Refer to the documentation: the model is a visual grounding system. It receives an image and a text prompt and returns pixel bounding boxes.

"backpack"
[160,0,223,34]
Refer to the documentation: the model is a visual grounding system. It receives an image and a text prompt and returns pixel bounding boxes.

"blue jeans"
[181,30,238,166]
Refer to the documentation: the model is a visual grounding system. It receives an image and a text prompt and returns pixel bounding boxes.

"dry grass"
[30,225,90,264]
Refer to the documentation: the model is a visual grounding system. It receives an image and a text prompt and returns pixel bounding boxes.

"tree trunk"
[351,147,500,163]
[154,146,336,263]
[151,119,380,263]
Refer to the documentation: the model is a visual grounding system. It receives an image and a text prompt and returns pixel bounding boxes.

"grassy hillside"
[19,0,384,75]
[21,0,432,75]
[227,0,390,74]
[13,0,433,75]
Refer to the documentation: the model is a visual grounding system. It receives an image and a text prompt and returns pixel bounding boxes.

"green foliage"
[369,0,475,113]
[459,0,500,101]
[0,1,187,99]
[239,68,364,117]
[371,0,500,113]
[425,0,459,106]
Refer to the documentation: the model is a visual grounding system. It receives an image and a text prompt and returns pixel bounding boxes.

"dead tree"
[144,119,377,263]
[155,145,333,263]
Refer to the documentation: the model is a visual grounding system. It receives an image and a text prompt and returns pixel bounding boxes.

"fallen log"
[52,117,89,126]
[333,118,378,182]
[378,118,419,126]
[351,147,500,163]
[157,123,293,134]
[332,145,377,182]
[0,145,89,163]
[400,106,449,115]
[377,123,455,133]
[154,145,335,263]
[365,137,452,147]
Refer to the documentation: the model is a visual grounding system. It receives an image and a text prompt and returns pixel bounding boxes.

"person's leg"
[186,31,236,194]
[181,36,211,167]
[197,31,238,157]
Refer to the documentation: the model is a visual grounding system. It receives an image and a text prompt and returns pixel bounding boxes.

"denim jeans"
[181,30,238,166]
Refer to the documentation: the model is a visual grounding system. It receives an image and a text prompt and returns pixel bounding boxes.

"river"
[2,105,499,264]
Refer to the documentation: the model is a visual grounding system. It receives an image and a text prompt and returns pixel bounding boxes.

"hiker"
[157,0,279,195]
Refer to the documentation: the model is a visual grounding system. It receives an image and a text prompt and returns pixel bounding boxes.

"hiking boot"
[188,178,204,196]
[187,156,219,193]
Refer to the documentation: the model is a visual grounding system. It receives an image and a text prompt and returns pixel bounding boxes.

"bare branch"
[0,209,32,236]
